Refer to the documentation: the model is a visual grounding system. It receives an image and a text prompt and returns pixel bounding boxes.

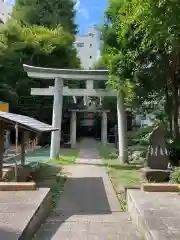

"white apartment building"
[74,28,101,69]
[0,0,12,23]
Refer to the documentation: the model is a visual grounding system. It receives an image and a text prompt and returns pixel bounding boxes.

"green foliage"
[129,149,146,163]
[128,126,155,164]
[0,0,81,126]
[100,0,180,140]
[93,56,108,70]
[47,148,78,165]
[32,163,67,209]
[0,21,80,122]
[99,144,118,159]
[121,0,180,138]
[12,0,77,34]
[168,140,180,167]
[98,0,138,106]
[170,167,180,184]
[128,126,154,146]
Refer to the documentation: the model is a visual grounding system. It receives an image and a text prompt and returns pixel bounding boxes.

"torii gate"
[23,64,127,161]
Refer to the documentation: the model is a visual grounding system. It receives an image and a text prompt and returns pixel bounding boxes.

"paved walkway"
[34,139,139,240]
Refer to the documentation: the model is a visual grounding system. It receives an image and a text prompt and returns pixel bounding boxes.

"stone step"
[0,188,51,240]
[34,211,141,239]
[127,189,180,240]
[0,181,36,191]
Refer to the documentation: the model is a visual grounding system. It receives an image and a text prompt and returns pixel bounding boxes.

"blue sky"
[74,0,107,34]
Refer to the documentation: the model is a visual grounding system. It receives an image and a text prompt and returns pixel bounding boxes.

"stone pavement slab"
[128,189,180,240]
[0,188,50,240]
[34,139,139,240]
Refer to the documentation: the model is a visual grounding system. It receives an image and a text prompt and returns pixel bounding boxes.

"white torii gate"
[23,64,127,161]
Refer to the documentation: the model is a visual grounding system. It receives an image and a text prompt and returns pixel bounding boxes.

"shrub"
[128,125,155,146]
[168,140,180,167]
[129,150,146,163]
[170,167,180,184]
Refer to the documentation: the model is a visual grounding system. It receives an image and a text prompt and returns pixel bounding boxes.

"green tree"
[12,0,77,34]
[96,0,137,163]
[118,0,180,139]
[99,0,180,165]
[0,21,80,122]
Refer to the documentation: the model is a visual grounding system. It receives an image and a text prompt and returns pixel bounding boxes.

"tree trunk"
[0,121,4,179]
[166,52,180,140]
[117,91,128,163]
[172,84,179,140]
[164,81,172,135]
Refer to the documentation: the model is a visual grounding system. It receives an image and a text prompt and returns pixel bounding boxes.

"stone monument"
[143,125,171,182]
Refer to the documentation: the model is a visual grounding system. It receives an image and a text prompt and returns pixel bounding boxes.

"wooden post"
[0,121,5,179]
[15,123,19,154]
[35,134,39,146]
[20,130,25,165]
[24,131,29,152]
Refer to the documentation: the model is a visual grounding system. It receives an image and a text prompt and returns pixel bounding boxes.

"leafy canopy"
[12,0,77,34]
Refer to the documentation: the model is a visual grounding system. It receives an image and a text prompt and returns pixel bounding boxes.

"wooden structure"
[0,111,58,178]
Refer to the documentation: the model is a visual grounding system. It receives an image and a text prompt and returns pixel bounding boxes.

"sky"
[74,0,107,34]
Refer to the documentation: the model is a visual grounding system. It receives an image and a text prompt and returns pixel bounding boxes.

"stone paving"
[0,188,50,240]
[128,189,180,240]
[34,138,140,240]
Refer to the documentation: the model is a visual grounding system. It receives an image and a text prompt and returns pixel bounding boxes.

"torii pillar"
[70,110,77,148]
[50,78,63,158]
[101,111,108,145]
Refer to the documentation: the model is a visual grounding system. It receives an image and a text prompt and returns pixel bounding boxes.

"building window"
[89,56,92,59]
[89,33,94,37]
[77,42,84,47]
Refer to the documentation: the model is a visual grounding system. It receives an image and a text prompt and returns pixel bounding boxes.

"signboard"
[0,102,9,112]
